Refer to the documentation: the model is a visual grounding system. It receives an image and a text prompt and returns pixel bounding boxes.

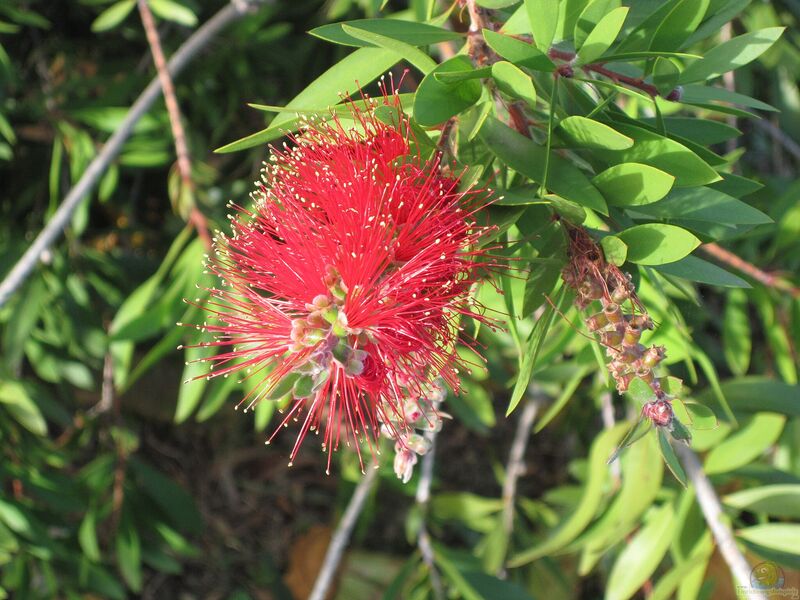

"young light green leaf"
[175,345,213,424]
[737,524,800,556]
[310,19,462,47]
[616,224,700,266]
[341,24,436,74]
[91,0,135,32]
[558,116,633,150]
[704,413,786,474]
[79,511,102,562]
[600,235,627,266]
[679,27,785,83]
[576,7,628,65]
[525,0,561,52]
[414,56,482,126]
[149,0,197,27]
[724,485,800,519]
[574,0,621,49]
[605,502,675,600]
[491,61,537,106]
[116,521,143,592]
[592,163,674,206]
[483,29,555,71]
[0,380,47,436]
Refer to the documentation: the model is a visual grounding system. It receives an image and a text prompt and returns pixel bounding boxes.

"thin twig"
[415,403,444,600]
[674,444,766,599]
[701,242,800,298]
[137,0,211,250]
[308,465,379,600]
[0,0,265,309]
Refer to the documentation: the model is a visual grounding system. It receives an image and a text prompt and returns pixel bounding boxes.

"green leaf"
[653,57,681,96]
[723,289,751,375]
[149,0,197,27]
[0,380,47,436]
[704,378,800,418]
[483,29,555,71]
[601,123,721,187]
[434,68,492,83]
[525,0,560,52]
[310,19,462,47]
[649,0,709,52]
[653,255,750,288]
[116,520,142,592]
[576,7,628,65]
[616,224,700,265]
[592,163,674,207]
[737,524,800,556]
[175,345,212,423]
[341,24,437,74]
[509,423,630,565]
[657,429,687,486]
[79,511,101,562]
[479,116,607,213]
[680,85,778,112]
[600,235,627,266]
[704,413,786,474]
[0,500,31,535]
[130,458,203,533]
[574,0,620,49]
[91,0,135,32]
[558,116,633,150]
[605,503,675,600]
[491,61,537,106]
[217,48,399,152]
[672,400,717,430]
[642,117,741,146]
[633,187,772,225]
[414,56,482,127]
[679,27,785,83]
[724,485,800,519]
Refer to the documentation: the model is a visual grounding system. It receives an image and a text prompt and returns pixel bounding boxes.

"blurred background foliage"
[0,0,798,599]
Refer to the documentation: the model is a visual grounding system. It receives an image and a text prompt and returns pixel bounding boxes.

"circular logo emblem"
[750,561,785,590]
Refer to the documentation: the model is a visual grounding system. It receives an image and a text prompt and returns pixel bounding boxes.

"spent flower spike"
[190,78,495,475]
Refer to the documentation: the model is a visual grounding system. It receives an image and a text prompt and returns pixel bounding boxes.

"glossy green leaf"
[525,0,560,52]
[509,423,629,565]
[654,255,750,288]
[724,485,800,519]
[704,413,786,474]
[605,502,675,600]
[149,0,197,27]
[616,224,700,265]
[217,48,398,152]
[634,187,771,225]
[414,56,482,127]
[491,61,537,106]
[479,116,608,213]
[558,116,633,150]
[649,0,709,51]
[679,27,785,83]
[737,524,800,556]
[341,24,436,74]
[483,29,555,71]
[592,163,674,207]
[723,289,751,375]
[310,19,462,47]
[601,123,721,187]
[576,7,628,65]
[91,0,135,32]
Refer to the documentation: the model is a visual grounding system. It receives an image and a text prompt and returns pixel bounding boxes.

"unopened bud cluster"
[379,379,447,483]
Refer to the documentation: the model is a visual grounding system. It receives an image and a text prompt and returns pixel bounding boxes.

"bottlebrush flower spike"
[190,81,494,476]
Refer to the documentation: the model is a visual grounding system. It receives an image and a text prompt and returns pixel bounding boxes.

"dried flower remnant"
[561,225,688,446]
[187,82,494,477]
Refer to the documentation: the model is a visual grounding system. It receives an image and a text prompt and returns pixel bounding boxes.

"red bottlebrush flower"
[193,82,494,474]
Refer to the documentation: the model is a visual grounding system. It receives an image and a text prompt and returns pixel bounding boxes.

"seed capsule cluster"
[561,226,675,429]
